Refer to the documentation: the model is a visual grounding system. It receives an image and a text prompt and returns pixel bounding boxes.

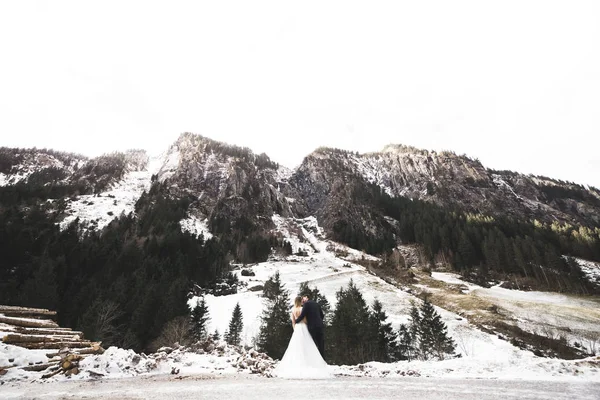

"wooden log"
[22,361,59,372]
[0,312,56,319]
[65,367,79,376]
[14,327,82,336]
[65,354,82,362]
[61,360,73,370]
[46,345,104,358]
[42,367,63,379]
[3,334,82,344]
[4,334,82,343]
[16,327,72,331]
[0,305,57,317]
[8,341,94,350]
[0,315,59,328]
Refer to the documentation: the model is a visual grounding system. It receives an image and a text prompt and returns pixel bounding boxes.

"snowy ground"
[431,272,600,355]
[3,374,599,400]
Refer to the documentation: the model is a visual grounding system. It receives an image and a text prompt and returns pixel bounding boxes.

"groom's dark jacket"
[294,300,324,329]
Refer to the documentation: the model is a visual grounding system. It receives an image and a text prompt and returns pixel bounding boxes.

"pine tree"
[225,302,243,346]
[408,301,421,358]
[212,329,221,341]
[283,240,293,256]
[329,280,373,364]
[189,297,210,342]
[418,298,456,360]
[257,272,293,359]
[369,300,398,362]
[397,324,414,361]
[457,231,475,270]
[263,271,284,301]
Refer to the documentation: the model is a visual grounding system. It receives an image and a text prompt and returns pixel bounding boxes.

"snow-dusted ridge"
[0,152,80,187]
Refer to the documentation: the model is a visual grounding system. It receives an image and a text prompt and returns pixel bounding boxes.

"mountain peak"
[172,132,278,170]
[380,144,432,156]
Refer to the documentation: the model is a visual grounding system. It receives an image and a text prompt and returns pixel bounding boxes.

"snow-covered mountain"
[1,132,599,361]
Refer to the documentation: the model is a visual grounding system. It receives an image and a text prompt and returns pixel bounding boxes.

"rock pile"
[231,347,276,375]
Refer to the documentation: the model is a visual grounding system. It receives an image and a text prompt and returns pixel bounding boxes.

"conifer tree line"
[0,184,236,352]
[256,273,455,364]
[334,182,600,294]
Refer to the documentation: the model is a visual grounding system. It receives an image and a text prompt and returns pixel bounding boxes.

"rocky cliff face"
[154,133,294,235]
[287,145,600,230]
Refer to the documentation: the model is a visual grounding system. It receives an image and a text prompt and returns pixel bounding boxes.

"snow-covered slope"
[58,154,164,232]
[431,271,600,355]
[196,217,506,354]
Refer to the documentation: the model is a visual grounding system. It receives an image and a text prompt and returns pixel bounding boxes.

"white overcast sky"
[1,1,599,187]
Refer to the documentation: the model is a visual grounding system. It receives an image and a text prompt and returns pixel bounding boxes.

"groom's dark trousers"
[294,300,326,358]
[308,326,325,357]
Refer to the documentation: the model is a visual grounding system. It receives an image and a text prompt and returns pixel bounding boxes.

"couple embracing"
[273,295,332,379]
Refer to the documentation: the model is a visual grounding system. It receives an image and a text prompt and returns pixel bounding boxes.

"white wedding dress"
[273,309,332,379]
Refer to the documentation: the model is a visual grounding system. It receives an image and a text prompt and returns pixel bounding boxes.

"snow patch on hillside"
[179,216,213,240]
[492,174,522,200]
[271,215,315,255]
[0,171,29,187]
[275,165,293,182]
[574,258,600,288]
[349,154,394,197]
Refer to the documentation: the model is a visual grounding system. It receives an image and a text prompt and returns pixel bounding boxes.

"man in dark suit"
[294,296,325,357]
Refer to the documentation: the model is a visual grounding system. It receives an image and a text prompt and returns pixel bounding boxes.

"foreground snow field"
[3,374,600,400]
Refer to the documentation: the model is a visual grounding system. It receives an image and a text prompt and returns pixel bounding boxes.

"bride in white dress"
[273,296,332,379]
